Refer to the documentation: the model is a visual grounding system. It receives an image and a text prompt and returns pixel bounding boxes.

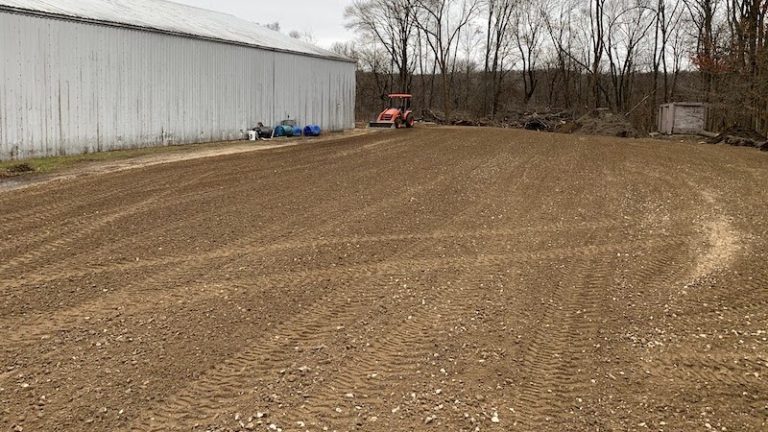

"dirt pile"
[575,109,640,138]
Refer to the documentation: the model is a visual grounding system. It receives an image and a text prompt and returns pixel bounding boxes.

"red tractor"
[369,94,415,129]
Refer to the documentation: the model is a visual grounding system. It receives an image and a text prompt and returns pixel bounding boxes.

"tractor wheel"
[405,113,415,128]
[394,117,403,129]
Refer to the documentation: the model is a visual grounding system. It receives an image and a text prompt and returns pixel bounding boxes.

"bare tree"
[346,0,768,134]
[513,3,544,106]
[652,0,683,107]
[542,3,580,108]
[725,0,768,129]
[414,0,481,116]
[483,0,517,116]
[683,0,724,99]
[346,0,419,92]
[590,0,608,108]
[604,0,656,111]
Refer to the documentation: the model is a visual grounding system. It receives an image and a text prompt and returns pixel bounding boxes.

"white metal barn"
[0,0,356,160]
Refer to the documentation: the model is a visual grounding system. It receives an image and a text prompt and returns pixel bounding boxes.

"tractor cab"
[369,93,415,129]
[388,94,412,111]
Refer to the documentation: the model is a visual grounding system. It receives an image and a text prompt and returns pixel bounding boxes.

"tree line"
[333,0,768,134]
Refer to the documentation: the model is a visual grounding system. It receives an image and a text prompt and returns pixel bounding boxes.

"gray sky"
[171,0,356,48]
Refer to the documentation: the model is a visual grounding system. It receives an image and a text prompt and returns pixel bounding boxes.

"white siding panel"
[0,0,352,61]
[0,12,356,160]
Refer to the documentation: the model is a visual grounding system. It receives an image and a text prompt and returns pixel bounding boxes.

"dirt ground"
[1,127,766,432]
[0,129,370,194]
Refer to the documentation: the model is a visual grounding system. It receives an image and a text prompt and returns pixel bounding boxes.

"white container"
[248,130,258,141]
[658,103,708,135]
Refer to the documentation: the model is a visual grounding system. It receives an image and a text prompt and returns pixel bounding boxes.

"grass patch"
[0,141,243,176]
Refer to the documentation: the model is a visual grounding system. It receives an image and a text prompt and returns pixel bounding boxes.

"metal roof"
[0,0,353,62]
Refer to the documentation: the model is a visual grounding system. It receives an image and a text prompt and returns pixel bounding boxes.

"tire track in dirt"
[0,219,619,293]
[0,194,170,274]
[3,221,661,350]
[0,134,437,301]
[0,161,219,233]
[509,245,615,427]
[0,182,320,289]
[1,133,503,350]
[127,237,452,430]
[271,142,643,430]
[0,171,222,264]
[0,178,389,340]
[287,142,607,429]
[4,133,414,270]
[500,143,700,429]
[0,133,403,253]
[128,136,526,430]
[587,150,766,431]
[3,128,767,432]
[179,145,638,431]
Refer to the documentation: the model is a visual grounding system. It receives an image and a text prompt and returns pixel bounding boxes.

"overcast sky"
[171,0,356,48]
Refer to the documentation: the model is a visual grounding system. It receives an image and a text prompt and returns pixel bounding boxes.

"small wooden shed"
[658,103,708,135]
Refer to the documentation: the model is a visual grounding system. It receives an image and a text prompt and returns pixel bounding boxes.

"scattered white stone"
[345,392,354,398]
[391,406,400,414]
[425,415,436,424]
[491,412,500,423]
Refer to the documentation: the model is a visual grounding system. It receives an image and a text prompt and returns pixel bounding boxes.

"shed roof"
[0,0,353,62]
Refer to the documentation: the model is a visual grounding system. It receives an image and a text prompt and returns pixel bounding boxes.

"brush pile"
[707,126,767,149]
[420,108,643,138]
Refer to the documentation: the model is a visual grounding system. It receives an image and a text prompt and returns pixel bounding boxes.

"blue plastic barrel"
[303,125,321,137]
[275,125,294,137]
[293,126,303,136]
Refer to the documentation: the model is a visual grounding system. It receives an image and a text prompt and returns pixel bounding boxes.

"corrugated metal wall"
[0,11,356,160]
